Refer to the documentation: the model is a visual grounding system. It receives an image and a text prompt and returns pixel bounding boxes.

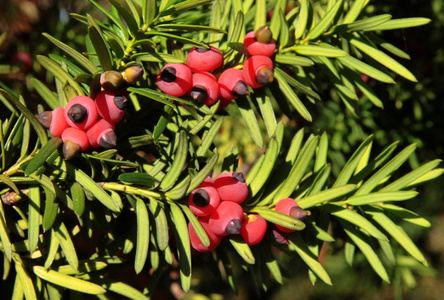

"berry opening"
[193,189,210,207]
[160,67,177,82]
[190,85,208,103]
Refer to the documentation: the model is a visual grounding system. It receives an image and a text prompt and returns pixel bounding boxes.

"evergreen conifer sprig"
[0,0,440,298]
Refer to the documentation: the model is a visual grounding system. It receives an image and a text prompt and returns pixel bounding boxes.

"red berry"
[156,63,192,97]
[95,90,128,124]
[188,217,222,252]
[197,176,214,188]
[64,96,98,131]
[37,107,69,138]
[189,187,221,217]
[189,72,220,106]
[218,68,249,101]
[274,198,307,233]
[187,46,223,73]
[240,214,267,246]
[243,27,276,57]
[49,107,69,137]
[208,201,244,236]
[86,119,116,149]
[61,127,89,160]
[243,56,274,89]
[11,51,32,73]
[214,172,249,204]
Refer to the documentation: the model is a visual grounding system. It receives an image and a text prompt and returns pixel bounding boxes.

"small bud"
[100,70,123,91]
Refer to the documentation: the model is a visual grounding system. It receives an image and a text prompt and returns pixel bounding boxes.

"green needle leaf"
[366,206,428,266]
[43,33,97,74]
[135,197,150,274]
[340,220,390,283]
[160,130,188,190]
[33,266,106,295]
[288,234,332,285]
[305,0,343,41]
[348,35,417,82]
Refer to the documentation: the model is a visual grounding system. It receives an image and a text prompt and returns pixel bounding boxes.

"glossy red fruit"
[243,27,276,57]
[61,127,89,160]
[197,176,214,188]
[156,63,192,97]
[64,96,99,131]
[49,107,69,137]
[274,198,307,233]
[188,217,222,252]
[243,56,274,89]
[240,214,267,246]
[214,171,249,204]
[189,72,220,106]
[189,187,221,217]
[95,90,129,124]
[36,107,69,138]
[187,46,223,73]
[218,68,249,101]
[208,201,244,236]
[86,119,116,149]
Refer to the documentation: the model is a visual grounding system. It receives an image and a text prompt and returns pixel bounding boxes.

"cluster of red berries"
[156,26,276,110]
[37,91,127,159]
[187,172,307,252]
[37,66,143,160]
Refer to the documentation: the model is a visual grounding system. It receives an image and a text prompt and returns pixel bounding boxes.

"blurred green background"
[1,0,443,299]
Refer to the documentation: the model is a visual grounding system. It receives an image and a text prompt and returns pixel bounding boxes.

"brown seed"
[63,140,81,160]
[232,172,245,183]
[231,81,249,97]
[225,219,242,235]
[36,111,52,128]
[190,85,208,103]
[254,25,273,44]
[256,66,274,85]
[113,95,129,110]
[100,70,123,91]
[290,206,308,219]
[122,65,143,84]
[99,131,117,148]
[67,104,88,123]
